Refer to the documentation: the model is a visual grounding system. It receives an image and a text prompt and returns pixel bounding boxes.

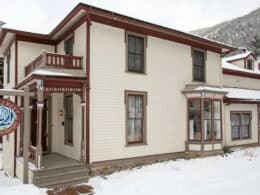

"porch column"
[80,101,85,162]
[36,87,44,168]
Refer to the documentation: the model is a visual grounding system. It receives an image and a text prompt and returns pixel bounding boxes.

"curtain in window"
[128,95,143,143]
[241,114,250,138]
[189,100,201,140]
[204,100,212,140]
[213,101,221,139]
[231,114,240,139]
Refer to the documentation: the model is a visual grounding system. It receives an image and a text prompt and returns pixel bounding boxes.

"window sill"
[125,142,147,147]
[125,71,147,76]
[231,137,251,141]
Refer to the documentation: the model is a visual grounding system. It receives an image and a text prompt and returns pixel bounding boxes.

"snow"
[0,151,45,195]
[222,60,260,74]
[194,86,228,93]
[28,68,85,78]
[224,87,260,100]
[223,51,252,62]
[88,147,260,195]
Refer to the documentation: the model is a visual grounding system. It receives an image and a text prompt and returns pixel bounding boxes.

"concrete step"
[33,164,91,188]
[33,164,88,177]
[37,175,90,188]
[34,169,89,185]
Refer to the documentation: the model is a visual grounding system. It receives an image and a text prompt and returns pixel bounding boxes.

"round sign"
[0,99,21,136]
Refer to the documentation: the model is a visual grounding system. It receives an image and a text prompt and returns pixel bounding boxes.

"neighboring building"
[1,3,258,188]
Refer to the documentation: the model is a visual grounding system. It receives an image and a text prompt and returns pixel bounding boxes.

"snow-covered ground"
[1,147,260,194]
[89,147,260,195]
[0,150,45,195]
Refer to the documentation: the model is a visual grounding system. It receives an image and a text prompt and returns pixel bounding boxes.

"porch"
[15,59,88,186]
[16,153,90,188]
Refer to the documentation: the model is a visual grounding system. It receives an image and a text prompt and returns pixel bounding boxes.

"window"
[192,49,206,82]
[64,95,73,145]
[6,51,10,84]
[231,112,251,140]
[125,91,147,144]
[64,35,74,56]
[188,99,222,141]
[127,33,145,73]
[189,99,201,140]
[246,59,253,70]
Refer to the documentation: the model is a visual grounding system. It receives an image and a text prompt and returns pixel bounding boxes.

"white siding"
[17,41,54,82]
[89,22,223,163]
[223,74,260,90]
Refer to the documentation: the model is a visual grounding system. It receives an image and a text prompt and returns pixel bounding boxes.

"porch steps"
[33,164,90,188]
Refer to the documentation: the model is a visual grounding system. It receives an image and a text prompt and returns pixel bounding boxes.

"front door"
[30,99,48,152]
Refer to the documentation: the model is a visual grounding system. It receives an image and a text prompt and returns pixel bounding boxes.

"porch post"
[23,86,30,184]
[36,87,44,168]
[80,102,85,162]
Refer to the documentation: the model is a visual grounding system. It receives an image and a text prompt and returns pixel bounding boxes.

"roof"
[224,87,260,100]
[182,85,228,94]
[0,3,236,54]
[223,51,256,62]
[222,60,260,74]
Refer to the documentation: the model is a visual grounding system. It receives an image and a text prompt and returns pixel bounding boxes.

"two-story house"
[0,3,237,187]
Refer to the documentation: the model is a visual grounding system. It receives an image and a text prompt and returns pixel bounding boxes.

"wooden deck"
[42,153,84,170]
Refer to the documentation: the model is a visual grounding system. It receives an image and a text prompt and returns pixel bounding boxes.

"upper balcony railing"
[25,52,83,76]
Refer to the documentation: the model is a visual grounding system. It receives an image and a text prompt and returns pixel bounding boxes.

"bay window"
[188,99,222,141]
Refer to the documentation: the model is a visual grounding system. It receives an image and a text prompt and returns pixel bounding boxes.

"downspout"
[85,13,91,164]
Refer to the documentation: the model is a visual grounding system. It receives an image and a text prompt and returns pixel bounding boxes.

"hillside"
[191,7,260,52]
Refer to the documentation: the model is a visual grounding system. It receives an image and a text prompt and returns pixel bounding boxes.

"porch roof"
[182,85,228,95]
[224,87,260,101]
[15,67,86,90]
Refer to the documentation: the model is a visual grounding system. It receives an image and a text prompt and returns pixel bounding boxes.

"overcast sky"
[0,0,260,34]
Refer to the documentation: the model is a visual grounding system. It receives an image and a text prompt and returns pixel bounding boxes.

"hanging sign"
[0,99,21,136]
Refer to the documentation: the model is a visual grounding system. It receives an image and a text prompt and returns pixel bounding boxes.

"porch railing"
[24,52,83,76]
[29,145,36,164]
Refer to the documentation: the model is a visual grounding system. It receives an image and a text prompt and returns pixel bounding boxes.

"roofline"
[223,68,260,80]
[226,52,257,63]
[1,2,237,52]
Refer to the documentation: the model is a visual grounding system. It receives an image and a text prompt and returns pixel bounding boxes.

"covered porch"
[14,67,88,181]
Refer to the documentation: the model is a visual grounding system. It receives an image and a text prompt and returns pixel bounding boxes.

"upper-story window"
[127,32,146,74]
[64,34,74,56]
[246,59,253,70]
[6,50,10,84]
[192,49,206,82]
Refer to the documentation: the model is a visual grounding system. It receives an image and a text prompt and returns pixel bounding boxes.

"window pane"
[231,114,240,126]
[204,120,212,140]
[128,119,135,142]
[128,96,136,118]
[135,96,143,118]
[128,54,135,71]
[128,36,135,53]
[241,114,250,125]
[213,101,221,119]
[214,120,221,139]
[188,100,201,140]
[204,100,211,119]
[135,38,144,54]
[135,119,143,142]
[194,50,205,66]
[241,125,249,138]
[134,55,143,72]
[231,126,239,139]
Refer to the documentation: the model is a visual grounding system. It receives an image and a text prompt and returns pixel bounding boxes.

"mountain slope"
[191,7,260,51]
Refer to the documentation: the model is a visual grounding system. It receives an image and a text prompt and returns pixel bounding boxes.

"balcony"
[25,52,83,76]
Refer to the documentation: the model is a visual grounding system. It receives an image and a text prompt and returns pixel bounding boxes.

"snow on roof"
[28,67,86,78]
[194,86,228,93]
[224,87,260,100]
[223,51,252,62]
[222,60,260,74]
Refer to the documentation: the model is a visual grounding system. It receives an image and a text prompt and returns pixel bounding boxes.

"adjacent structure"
[0,3,258,187]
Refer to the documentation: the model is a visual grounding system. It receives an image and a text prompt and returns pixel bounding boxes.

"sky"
[0,0,259,34]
